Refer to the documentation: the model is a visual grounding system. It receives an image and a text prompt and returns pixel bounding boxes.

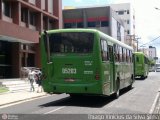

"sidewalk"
[0,78,49,106]
[0,91,48,106]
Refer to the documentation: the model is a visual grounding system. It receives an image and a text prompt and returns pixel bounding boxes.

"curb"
[149,90,160,114]
[0,93,49,107]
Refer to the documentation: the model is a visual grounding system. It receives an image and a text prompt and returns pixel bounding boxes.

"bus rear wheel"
[69,94,81,99]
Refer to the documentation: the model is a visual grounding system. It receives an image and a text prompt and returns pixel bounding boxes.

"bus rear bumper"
[44,83,102,95]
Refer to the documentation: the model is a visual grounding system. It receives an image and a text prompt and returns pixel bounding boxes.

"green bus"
[40,29,134,98]
[133,52,149,79]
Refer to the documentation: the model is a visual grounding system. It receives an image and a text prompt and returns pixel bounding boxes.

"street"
[0,72,160,119]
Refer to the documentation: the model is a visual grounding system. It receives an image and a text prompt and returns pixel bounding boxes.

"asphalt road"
[0,72,160,120]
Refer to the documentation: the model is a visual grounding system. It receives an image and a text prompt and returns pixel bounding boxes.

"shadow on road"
[40,87,134,108]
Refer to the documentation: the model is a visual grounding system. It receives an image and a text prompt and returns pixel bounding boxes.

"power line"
[140,35,160,47]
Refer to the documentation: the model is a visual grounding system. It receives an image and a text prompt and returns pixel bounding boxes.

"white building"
[63,6,125,42]
[148,46,157,59]
[110,3,136,50]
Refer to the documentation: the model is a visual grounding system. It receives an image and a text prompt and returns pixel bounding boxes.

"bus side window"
[130,51,132,63]
[108,45,113,61]
[114,44,120,62]
[119,46,122,62]
[126,49,129,63]
[117,45,120,62]
[101,40,108,61]
[122,48,125,62]
[126,49,128,62]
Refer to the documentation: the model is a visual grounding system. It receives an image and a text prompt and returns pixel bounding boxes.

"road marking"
[44,106,65,114]
[149,90,160,114]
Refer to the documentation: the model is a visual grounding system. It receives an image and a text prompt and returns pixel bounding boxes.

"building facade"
[148,46,157,59]
[63,6,125,42]
[110,3,136,50]
[0,0,62,78]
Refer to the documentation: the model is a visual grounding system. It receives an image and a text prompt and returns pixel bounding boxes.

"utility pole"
[127,35,141,52]
[135,37,141,52]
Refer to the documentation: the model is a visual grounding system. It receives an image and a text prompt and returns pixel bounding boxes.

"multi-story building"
[138,48,149,56]
[0,0,62,78]
[110,3,136,50]
[63,6,125,42]
[148,46,157,59]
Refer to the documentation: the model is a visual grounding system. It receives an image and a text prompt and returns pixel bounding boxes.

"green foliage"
[148,59,156,66]
[0,87,8,93]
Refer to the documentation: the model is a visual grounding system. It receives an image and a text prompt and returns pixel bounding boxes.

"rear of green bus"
[134,52,147,79]
[40,29,103,95]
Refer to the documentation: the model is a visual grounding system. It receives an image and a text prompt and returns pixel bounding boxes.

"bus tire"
[113,79,120,99]
[128,75,133,90]
[69,94,81,99]
[141,75,145,80]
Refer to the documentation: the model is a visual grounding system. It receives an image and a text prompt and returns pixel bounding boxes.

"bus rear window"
[46,32,94,54]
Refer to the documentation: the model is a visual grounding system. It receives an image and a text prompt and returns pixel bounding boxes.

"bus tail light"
[95,73,100,80]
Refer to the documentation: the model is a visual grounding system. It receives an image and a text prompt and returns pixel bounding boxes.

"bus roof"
[42,28,133,51]
[97,30,133,51]
[134,52,147,56]
[133,52,149,59]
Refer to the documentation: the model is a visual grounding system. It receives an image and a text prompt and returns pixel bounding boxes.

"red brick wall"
[35,42,41,68]
[53,0,62,28]
[0,20,39,43]
[0,0,2,19]
[36,0,41,8]
[45,0,48,12]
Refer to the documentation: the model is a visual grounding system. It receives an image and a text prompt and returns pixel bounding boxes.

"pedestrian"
[28,68,36,92]
[36,69,43,93]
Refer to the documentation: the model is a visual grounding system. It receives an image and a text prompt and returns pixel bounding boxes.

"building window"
[77,22,83,28]
[133,25,135,29]
[2,1,11,17]
[49,20,54,30]
[87,21,100,27]
[48,0,53,14]
[64,23,76,28]
[30,12,36,26]
[133,15,135,19]
[118,11,124,15]
[101,21,109,27]
[41,0,45,10]
[29,0,36,5]
[127,30,130,34]
[127,20,130,24]
[127,10,130,14]
[64,23,72,28]
[88,22,96,27]
[21,8,27,22]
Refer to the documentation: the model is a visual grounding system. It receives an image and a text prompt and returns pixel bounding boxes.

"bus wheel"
[113,79,120,99]
[141,75,145,80]
[128,75,133,90]
[69,94,81,99]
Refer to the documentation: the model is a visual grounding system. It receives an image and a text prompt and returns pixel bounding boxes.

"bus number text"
[62,68,77,74]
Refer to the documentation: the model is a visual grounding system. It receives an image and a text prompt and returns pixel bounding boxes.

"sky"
[62,0,160,57]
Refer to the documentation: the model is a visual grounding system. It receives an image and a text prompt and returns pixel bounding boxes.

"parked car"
[156,67,160,72]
